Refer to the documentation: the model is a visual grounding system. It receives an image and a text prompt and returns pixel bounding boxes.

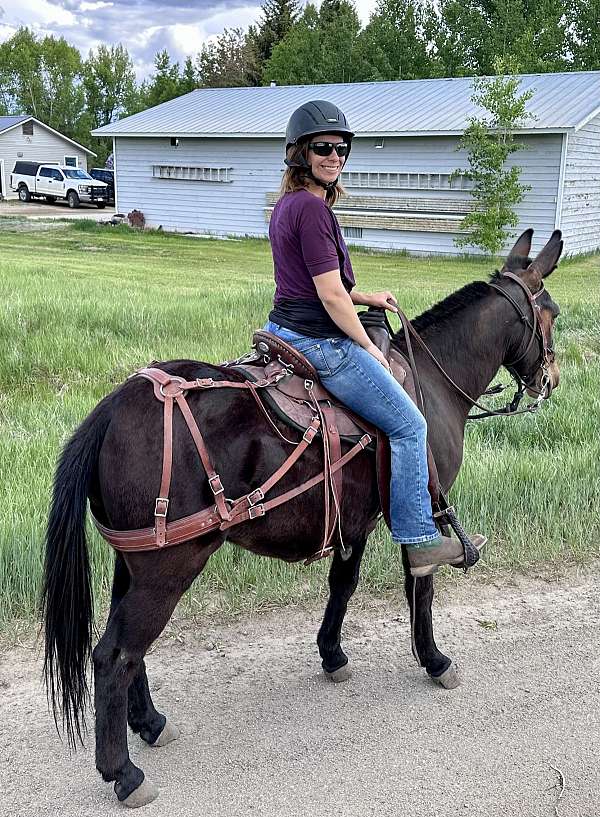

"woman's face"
[306,133,347,185]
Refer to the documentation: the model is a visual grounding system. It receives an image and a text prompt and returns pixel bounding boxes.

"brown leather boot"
[407,534,487,577]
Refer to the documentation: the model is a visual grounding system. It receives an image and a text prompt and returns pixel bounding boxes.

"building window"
[343,226,363,239]
[22,121,33,136]
[64,156,78,167]
[152,165,233,183]
[170,137,179,147]
[341,171,473,191]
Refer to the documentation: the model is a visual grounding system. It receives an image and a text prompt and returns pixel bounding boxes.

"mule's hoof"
[152,720,180,747]
[122,777,159,808]
[324,664,352,683]
[430,663,461,689]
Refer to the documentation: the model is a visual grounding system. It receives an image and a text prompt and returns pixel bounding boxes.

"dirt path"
[1,570,599,816]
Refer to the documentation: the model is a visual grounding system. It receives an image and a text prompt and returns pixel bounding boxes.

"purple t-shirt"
[269,189,355,305]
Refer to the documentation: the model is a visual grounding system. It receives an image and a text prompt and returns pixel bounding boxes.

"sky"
[0,0,377,81]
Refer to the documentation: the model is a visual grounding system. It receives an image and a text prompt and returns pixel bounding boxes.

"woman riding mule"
[264,100,486,576]
[42,142,562,806]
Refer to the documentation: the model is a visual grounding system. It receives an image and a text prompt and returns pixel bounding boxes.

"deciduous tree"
[454,62,534,255]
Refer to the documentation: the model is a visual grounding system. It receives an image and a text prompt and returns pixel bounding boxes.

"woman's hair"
[278,140,346,207]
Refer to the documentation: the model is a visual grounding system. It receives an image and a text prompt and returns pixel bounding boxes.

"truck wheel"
[67,191,80,209]
[97,202,106,209]
[46,196,56,204]
[18,185,31,202]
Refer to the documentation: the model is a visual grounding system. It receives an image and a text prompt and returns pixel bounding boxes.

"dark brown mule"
[43,229,562,807]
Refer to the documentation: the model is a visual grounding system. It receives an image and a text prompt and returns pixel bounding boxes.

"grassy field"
[0,219,598,627]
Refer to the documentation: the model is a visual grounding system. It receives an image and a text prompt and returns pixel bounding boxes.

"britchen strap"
[93,366,373,553]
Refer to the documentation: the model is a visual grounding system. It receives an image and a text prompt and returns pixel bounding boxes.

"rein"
[387,272,554,421]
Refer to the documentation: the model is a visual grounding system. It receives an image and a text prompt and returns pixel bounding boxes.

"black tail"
[42,394,113,747]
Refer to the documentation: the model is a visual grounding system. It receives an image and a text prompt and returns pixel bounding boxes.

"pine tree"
[143,50,182,108]
[246,0,300,85]
[180,56,199,94]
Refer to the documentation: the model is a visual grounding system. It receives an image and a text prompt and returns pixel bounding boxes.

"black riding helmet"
[284,100,354,190]
[285,100,354,151]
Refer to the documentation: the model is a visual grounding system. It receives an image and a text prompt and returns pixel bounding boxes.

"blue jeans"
[264,321,439,544]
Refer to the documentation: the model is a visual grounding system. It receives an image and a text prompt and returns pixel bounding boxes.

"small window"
[22,121,33,136]
[64,156,78,167]
[39,167,53,178]
[52,169,64,181]
[170,138,179,147]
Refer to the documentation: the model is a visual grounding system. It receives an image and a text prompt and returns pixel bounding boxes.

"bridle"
[474,270,556,418]
[386,270,557,421]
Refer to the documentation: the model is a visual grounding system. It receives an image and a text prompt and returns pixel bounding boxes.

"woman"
[264,100,485,576]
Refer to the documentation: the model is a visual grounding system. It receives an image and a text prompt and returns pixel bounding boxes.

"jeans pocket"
[306,339,352,378]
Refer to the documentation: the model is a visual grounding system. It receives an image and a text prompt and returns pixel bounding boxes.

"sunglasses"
[308,141,350,158]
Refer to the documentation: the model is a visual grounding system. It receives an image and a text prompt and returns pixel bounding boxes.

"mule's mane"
[407,280,490,336]
[400,257,532,337]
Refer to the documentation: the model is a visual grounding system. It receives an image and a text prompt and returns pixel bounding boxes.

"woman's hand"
[365,291,398,312]
[364,342,391,371]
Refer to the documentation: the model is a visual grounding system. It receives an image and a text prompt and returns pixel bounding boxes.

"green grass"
[0,219,599,627]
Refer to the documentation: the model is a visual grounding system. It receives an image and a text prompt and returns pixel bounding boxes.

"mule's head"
[496,228,562,398]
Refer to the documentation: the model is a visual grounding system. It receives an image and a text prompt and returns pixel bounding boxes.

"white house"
[0,116,95,200]
[93,72,600,256]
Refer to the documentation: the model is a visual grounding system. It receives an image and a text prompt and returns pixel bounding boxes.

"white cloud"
[79,1,113,11]
[1,0,76,27]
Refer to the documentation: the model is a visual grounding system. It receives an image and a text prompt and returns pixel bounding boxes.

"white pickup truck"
[10,161,109,208]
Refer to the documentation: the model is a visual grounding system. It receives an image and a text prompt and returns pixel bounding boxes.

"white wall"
[113,132,562,256]
[561,114,600,255]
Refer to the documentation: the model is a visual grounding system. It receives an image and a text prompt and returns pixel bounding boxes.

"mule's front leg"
[402,549,458,689]
[317,538,366,681]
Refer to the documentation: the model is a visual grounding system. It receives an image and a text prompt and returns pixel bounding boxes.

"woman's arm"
[313,270,390,369]
[351,289,398,312]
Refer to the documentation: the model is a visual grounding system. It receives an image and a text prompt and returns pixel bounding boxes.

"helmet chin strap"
[284,155,339,193]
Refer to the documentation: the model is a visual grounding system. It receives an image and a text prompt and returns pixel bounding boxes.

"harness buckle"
[359,434,372,449]
[154,497,169,518]
[304,379,314,391]
[248,504,265,520]
[433,505,454,518]
[303,424,318,443]
[247,488,264,506]
[195,377,215,388]
[208,474,225,496]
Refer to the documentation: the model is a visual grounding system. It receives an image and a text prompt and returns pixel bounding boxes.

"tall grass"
[0,219,598,626]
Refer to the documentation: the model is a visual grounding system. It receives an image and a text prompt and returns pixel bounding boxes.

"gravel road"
[1,569,599,817]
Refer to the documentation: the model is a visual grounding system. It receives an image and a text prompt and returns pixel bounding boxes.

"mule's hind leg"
[401,549,457,688]
[317,537,367,681]
[94,538,222,806]
[107,554,175,746]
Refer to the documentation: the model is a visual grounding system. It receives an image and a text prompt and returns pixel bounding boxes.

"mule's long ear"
[506,228,534,261]
[529,229,563,280]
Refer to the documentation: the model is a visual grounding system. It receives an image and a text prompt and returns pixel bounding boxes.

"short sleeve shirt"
[269,189,355,304]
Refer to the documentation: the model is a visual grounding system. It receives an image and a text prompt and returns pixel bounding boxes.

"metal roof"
[0,115,29,134]
[93,71,600,139]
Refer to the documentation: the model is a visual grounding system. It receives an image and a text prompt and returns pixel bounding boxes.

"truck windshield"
[63,169,92,180]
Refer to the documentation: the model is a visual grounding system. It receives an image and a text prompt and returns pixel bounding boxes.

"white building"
[93,72,600,255]
[0,116,95,200]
